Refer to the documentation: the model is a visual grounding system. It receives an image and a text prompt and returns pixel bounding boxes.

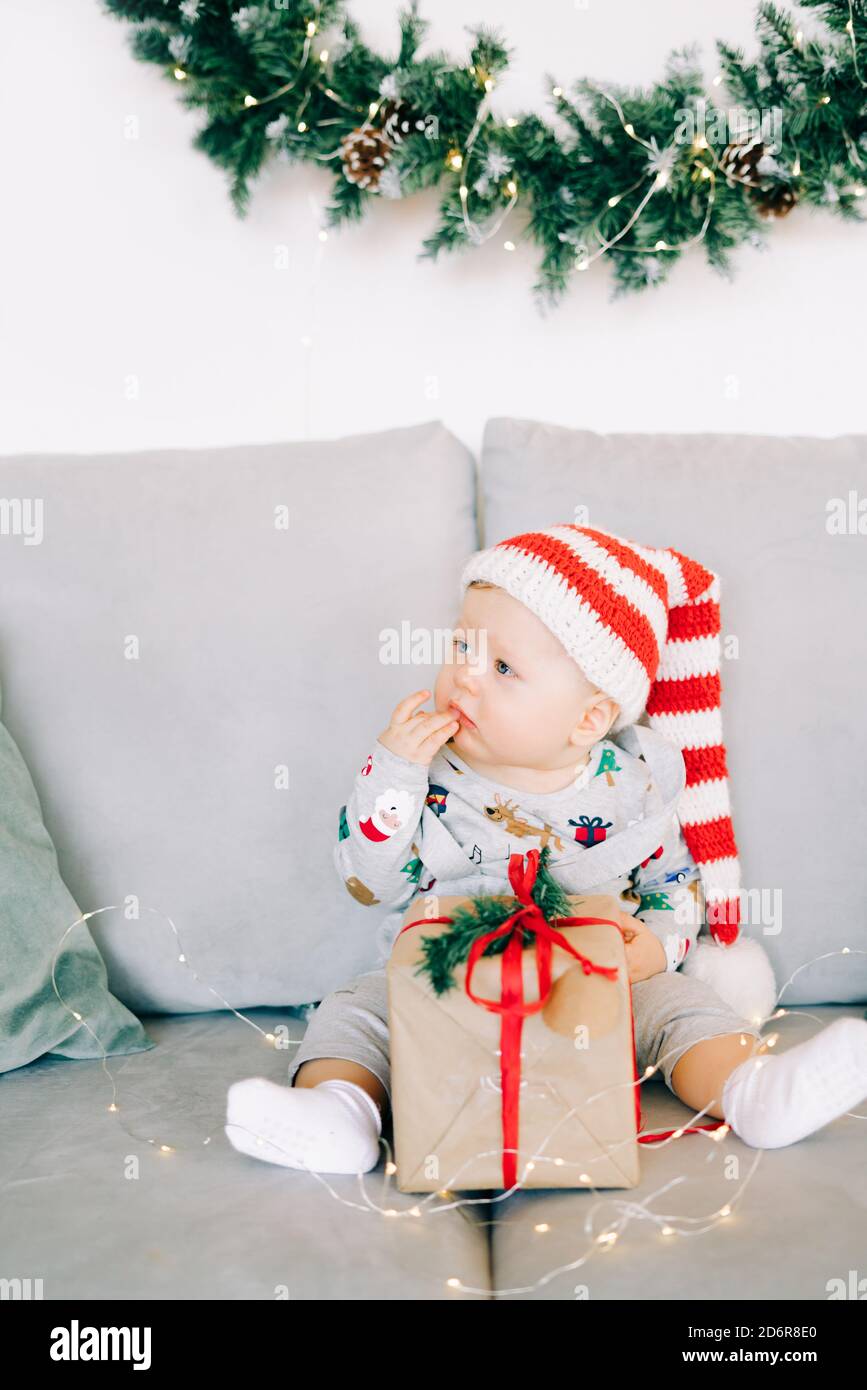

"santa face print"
[358,787,417,842]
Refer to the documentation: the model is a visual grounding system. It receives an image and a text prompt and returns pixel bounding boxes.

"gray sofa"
[1,418,865,1300]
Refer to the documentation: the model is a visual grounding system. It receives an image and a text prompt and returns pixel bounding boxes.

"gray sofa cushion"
[478,418,867,1005]
[0,422,477,1012]
[0,699,155,1073]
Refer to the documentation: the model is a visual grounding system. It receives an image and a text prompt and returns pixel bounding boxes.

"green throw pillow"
[0,702,155,1073]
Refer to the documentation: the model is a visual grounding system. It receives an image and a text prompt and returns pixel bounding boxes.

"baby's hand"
[613,910,668,984]
[378,689,460,767]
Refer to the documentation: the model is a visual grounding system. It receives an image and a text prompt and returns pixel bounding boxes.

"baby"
[226,523,867,1176]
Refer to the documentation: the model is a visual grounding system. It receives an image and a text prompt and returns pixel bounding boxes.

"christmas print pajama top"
[335,722,706,971]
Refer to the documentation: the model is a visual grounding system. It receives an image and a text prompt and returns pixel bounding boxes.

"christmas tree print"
[338,805,349,841]
[400,842,425,887]
[594,748,622,787]
[638,890,672,912]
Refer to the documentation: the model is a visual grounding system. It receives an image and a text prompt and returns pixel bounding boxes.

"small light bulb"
[693,135,708,150]
[719,1204,732,1217]
[579,1173,591,1183]
[368,101,378,116]
[447,1277,461,1287]
[552,86,563,97]
[655,239,668,250]
[385,1161,397,1175]
[534,1223,550,1233]
[178,953,186,963]
[298,121,308,132]
[506,179,517,195]
[173,67,187,81]
[265,1033,275,1042]
[108,1103,118,1113]
[503,240,515,251]
[484,78,494,92]
[820,94,831,104]
[624,122,635,136]
[244,95,258,107]
[506,117,518,128]
[793,156,801,175]
[712,73,723,86]
[608,194,621,206]
[700,166,712,179]
[318,230,328,241]
[449,152,463,170]
[661,1226,675,1236]
[72,1011,83,1022]
[843,944,851,952]
[306,20,316,37]
[525,1161,535,1171]
[846,19,854,34]
[160,1144,173,1154]
[655,171,669,187]
[795,29,803,45]
[459,184,468,197]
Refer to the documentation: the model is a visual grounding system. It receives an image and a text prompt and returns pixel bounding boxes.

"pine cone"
[339,123,394,190]
[379,97,428,146]
[719,133,798,218]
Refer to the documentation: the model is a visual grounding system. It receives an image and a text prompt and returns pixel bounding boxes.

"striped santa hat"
[458,523,741,946]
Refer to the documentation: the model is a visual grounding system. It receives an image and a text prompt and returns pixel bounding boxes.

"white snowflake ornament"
[169,33,192,63]
[232,6,261,35]
[265,113,289,141]
[377,165,404,200]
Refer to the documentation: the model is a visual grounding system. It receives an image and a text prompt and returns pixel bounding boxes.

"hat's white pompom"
[680,935,778,1027]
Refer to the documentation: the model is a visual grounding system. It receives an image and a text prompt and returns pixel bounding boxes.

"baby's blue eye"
[453,637,515,677]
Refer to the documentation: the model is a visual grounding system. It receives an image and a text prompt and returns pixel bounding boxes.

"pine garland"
[101,1,867,304]
[412,844,581,997]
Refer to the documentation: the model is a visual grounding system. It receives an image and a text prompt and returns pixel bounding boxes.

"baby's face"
[433,585,618,779]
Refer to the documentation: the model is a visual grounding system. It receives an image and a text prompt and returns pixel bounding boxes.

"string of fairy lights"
[162,4,867,281]
[29,896,865,1298]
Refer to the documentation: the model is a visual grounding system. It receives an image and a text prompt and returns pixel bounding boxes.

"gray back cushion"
[479,418,867,1006]
[0,423,477,1012]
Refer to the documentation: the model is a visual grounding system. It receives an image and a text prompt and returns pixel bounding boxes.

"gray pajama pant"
[287,966,763,1099]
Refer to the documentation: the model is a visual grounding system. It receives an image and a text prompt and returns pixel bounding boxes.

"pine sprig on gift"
[413,845,579,996]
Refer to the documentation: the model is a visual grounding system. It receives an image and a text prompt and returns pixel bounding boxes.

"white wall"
[2,0,864,461]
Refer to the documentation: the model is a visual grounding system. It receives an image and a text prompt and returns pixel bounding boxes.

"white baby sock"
[225,1076,383,1173]
[721,1016,867,1149]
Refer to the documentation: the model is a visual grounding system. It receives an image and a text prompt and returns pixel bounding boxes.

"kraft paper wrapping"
[387,893,641,1193]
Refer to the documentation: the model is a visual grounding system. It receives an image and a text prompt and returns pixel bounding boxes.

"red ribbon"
[400,848,628,1189]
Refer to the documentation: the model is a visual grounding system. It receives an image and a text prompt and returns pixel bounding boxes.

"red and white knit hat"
[458,523,741,945]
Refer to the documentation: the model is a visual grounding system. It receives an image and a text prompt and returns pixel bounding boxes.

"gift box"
[387,852,642,1193]
[570,814,613,846]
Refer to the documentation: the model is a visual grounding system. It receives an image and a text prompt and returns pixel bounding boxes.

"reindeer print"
[482,795,565,852]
